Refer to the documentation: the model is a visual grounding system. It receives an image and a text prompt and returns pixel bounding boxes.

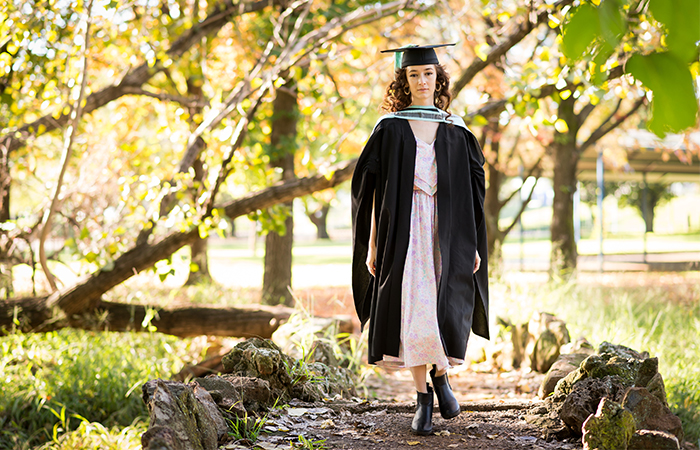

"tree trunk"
[550,140,579,276]
[185,158,212,286]
[262,79,298,306]
[184,8,212,287]
[307,203,331,240]
[0,160,12,298]
[549,98,580,277]
[263,213,294,305]
[483,123,504,264]
[186,231,211,285]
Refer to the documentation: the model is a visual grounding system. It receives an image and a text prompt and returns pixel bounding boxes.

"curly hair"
[380,64,452,113]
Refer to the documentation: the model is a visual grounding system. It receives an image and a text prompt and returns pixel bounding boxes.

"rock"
[221,337,356,402]
[555,352,644,398]
[222,338,295,397]
[560,376,627,434]
[539,353,589,399]
[621,387,684,443]
[645,372,669,407]
[308,341,339,367]
[141,379,221,450]
[532,329,561,374]
[634,357,659,388]
[141,426,185,450]
[526,312,571,373]
[629,430,680,450]
[598,342,648,361]
[581,397,636,450]
[192,384,228,440]
[581,354,642,387]
[195,375,272,414]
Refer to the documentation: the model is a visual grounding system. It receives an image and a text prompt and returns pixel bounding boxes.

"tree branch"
[579,96,646,154]
[498,154,542,209]
[451,0,575,97]
[120,86,208,108]
[47,158,356,315]
[502,170,541,237]
[39,0,94,293]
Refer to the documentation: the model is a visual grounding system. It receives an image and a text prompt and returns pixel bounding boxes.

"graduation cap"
[381,43,456,70]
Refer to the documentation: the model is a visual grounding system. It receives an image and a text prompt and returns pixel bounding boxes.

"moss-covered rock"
[581,397,636,450]
[221,337,356,402]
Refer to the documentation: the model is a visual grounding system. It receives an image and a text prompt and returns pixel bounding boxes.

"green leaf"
[626,52,699,136]
[598,0,627,49]
[591,40,616,85]
[562,3,601,60]
[85,251,97,263]
[649,0,700,63]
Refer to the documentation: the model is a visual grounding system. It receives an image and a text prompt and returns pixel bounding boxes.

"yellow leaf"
[407,442,421,446]
[475,43,490,62]
[554,119,569,133]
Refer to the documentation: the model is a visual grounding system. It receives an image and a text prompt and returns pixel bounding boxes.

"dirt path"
[223,367,583,450]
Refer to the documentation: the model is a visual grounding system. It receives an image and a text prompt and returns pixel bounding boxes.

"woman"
[351,44,490,435]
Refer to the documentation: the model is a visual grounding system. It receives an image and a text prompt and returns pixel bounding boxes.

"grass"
[0,329,196,450]
[493,274,700,444]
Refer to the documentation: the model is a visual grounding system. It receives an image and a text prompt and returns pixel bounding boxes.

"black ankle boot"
[430,365,460,419]
[411,385,433,435]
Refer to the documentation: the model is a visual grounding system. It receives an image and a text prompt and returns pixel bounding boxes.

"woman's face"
[406,64,437,106]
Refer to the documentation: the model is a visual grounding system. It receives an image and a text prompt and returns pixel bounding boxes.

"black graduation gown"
[351,117,490,365]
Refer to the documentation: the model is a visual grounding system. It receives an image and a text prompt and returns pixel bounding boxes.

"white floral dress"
[377,137,464,372]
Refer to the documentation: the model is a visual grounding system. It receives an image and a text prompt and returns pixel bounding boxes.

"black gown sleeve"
[350,124,383,328]
[467,131,490,340]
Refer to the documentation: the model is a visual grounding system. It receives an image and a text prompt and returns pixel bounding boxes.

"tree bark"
[549,97,580,277]
[483,123,504,263]
[262,79,298,306]
[185,67,212,285]
[85,301,294,338]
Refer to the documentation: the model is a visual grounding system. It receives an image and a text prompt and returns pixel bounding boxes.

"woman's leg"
[409,365,428,392]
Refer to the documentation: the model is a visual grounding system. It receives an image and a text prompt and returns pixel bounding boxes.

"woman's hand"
[473,250,481,274]
[366,244,377,277]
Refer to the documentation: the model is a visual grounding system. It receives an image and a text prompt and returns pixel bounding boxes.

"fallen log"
[92,301,295,338]
[0,297,295,338]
